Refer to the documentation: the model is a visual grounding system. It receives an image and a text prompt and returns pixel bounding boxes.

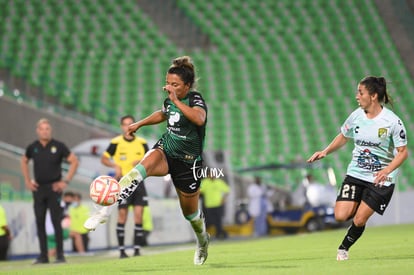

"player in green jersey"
[84,56,210,265]
[307,76,408,261]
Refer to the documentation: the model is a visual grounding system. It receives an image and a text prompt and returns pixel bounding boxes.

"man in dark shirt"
[21,118,78,264]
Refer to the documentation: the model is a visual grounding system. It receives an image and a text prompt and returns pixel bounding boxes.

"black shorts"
[118,181,148,209]
[337,175,394,215]
[153,143,202,193]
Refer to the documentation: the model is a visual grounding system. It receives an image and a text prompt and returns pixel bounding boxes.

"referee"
[101,115,149,258]
[21,118,78,264]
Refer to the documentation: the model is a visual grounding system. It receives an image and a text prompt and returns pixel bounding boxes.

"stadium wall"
[0,97,115,149]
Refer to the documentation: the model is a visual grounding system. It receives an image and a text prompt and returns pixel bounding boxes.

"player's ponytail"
[376,77,392,105]
[168,56,196,89]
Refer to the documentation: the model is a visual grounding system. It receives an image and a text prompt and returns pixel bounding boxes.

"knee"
[334,209,353,222]
[352,216,367,227]
[117,216,127,224]
[335,214,350,222]
[117,210,128,223]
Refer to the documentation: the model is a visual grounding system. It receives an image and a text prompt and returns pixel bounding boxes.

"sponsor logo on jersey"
[168,112,180,126]
[51,146,57,154]
[400,129,406,139]
[355,140,381,147]
[357,148,382,171]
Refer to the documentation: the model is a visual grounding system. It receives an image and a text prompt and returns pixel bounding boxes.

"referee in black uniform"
[21,118,78,264]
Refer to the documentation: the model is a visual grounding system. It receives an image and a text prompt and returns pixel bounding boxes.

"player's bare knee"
[335,214,350,222]
[334,210,353,222]
[352,216,367,227]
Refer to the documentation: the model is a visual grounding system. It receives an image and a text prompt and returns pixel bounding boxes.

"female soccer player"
[307,76,408,261]
[84,56,210,265]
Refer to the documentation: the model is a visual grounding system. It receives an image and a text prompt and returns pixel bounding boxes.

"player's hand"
[127,122,140,136]
[52,181,67,193]
[163,85,178,102]
[26,179,39,191]
[307,151,327,163]
[373,169,390,187]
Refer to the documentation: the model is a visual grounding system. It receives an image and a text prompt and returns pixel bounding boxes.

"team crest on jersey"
[51,146,57,154]
[378,128,388,138]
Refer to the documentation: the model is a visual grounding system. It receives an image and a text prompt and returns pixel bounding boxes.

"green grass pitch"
[1,224,413,274]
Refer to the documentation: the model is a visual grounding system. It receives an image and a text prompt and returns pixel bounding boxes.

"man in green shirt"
[200,172,230,239]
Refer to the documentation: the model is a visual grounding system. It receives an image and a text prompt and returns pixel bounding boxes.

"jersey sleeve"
[189,92,207,111]
[56,141,70,159]
[161,98,169,116]
[0,206,7,228]
[392,118,408,148]
[341,109,359,138]
[60,142,71,159]
[137,137,150,153]
[104,143,118,158]
[143,143,149,153]
[220,180,230,193]
[25,144,33,159]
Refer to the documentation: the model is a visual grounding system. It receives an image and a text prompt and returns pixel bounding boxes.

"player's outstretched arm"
[128,110,167,135]
[307,133,348,162]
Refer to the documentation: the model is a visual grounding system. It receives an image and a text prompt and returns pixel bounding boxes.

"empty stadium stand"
[1,0,413,189]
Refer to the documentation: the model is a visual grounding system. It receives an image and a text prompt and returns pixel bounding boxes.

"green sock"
[186,210,207,244]
[135,164,147,179]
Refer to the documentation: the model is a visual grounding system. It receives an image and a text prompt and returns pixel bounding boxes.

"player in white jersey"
[307,76,408,261]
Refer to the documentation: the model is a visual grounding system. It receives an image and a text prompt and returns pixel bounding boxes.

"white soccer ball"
[89,175,121,206]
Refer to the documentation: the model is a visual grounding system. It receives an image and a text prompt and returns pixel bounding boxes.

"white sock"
[117,168,145,203]
[118,168,144,188]
[97,204,116,216]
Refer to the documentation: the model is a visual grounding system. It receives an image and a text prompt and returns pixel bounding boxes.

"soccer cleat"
[83,210,108,231]
[194,233,210,265]
[337,249,349,261]
[120,251,129,259]
[54,257,66,264]
[32,257,49,265]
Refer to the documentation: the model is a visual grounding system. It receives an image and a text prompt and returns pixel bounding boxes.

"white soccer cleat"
[83,211,108,231]
[194,233,210,265]
[337,249,349,261]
